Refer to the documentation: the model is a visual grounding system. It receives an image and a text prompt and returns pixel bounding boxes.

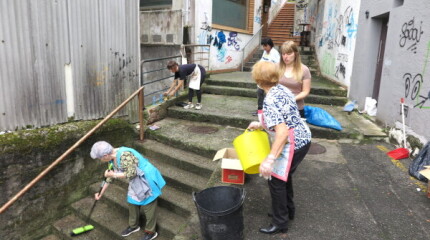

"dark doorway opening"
[372,16,389,101]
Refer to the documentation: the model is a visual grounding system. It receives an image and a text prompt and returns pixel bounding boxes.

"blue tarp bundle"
[304,106,342,131]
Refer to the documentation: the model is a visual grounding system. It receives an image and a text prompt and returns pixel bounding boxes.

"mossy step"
[207,72,346,95]
[40,234,61,240]
[167,94,257,130]
[308,104,378,139]
[110,159,209,194]
[165,94,352,139]
[71,197,183,240]
[203,85,256,98]
[52,214,119,240]
[203,86,347,105]
[306,94,348,106]
[90,182,193,218]
[145,118,244,158]
[134,139,216,177]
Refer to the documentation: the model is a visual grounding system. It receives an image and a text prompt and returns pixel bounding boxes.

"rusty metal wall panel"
[0,0,139,131]
[69,0,140,121]
[0,0,69,131]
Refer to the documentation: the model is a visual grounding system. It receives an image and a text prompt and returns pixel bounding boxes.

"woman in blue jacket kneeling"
[90,141,165,240]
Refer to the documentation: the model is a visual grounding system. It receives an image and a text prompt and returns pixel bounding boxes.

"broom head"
[387,148,409,160]
[70,225,94,236]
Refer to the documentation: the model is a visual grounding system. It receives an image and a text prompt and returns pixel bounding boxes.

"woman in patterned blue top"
[248,61,311,235]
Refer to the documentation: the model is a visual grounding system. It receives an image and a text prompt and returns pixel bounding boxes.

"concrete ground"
[238,138,430,240]
[169,71,429,240]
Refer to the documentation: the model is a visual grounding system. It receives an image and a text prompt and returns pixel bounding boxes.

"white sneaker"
[195,103,202,110]
[184,103,194,109]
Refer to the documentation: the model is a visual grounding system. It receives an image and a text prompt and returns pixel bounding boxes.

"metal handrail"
[183,44,210,70]
[241,24,264,71]
[140,55,182,99]
[0,86,145,214]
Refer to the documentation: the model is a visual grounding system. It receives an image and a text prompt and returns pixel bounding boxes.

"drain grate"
[187,126,219,134]
[308,142,326,155]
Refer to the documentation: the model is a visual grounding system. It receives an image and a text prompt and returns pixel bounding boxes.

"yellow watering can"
[233,129,270,174]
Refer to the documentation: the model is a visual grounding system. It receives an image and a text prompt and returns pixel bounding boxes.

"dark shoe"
[259,224,287,234]
[251,111,258,116]
[267,212,295,220]
[141,231,158,240]
[121,226,140,237]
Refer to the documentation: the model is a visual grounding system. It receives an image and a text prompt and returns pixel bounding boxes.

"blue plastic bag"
[304,106,342,131]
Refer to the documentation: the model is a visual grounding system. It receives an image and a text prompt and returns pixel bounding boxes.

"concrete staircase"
[264,3,300,46]
[50,138,218,239]
[45,46,386,239]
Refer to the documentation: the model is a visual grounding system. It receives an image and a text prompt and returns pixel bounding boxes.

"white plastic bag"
[364,97,377,116]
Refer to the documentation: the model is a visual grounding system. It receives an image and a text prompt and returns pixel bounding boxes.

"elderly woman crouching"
[247,61,312,235]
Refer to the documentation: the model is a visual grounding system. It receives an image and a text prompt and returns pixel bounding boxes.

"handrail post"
[0,86,145,214]
[138,88,144,141]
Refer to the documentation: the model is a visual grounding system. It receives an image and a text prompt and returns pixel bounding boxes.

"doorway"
[261,0,271,36]
[372,17,389,101]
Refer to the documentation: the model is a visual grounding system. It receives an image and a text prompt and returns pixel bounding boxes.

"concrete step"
[164,94,384,140]
[71,197,184,240]
[53,214,117,240]
[164,94,348,139]
[206,73,347,97]
[145,117,244,158]
[110,159,209,194]
[203,85,256,98]
[134,139,216,178]
[202,85,348,106]
[40,234,61,240]
[90,182,194,219]
[203,85,347,105]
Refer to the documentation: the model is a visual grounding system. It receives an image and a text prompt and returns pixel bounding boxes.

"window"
[213,0,249,31]
[140,0,172,9]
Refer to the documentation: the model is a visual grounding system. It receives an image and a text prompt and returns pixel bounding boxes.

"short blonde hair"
[252,61,279,89]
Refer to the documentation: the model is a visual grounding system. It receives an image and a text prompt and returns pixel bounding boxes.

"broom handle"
[86,163,113,223]
[401,101,406,148]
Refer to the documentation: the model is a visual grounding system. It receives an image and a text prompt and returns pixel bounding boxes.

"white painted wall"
[311,0,361,87]
[194,0,257,71]
[350,0,430,141]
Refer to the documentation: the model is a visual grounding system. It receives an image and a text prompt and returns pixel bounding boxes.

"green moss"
[0,118,134,155]
[407,135,423,150]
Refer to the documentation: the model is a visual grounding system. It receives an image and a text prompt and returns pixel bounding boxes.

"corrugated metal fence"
[0,0,140,131]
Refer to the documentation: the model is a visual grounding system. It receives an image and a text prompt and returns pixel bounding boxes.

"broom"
[70,163,113,236]
[387,98,409,160]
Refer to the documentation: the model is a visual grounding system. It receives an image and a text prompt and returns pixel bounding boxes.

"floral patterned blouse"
[106,151,138,183]
[263,84,311,150]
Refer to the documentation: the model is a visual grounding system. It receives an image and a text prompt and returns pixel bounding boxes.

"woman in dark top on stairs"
[164,61,206,110]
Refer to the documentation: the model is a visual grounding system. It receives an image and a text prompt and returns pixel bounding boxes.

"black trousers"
[188,67,206,103]
[268,141,311,229]
[257,87,265,110]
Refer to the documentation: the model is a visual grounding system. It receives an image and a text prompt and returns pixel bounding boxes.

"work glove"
[259,154,275,180]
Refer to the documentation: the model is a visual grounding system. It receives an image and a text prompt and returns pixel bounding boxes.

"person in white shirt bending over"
[253,38,280,116]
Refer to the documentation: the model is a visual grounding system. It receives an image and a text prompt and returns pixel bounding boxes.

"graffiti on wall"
[296,0,308,10]
[213,31,227,62]
[198,12,212,51]
[255,6,262,24]
[403,41,430,109]
[318,2,358,81]
[399,17,424,54]
[227,32,241,51]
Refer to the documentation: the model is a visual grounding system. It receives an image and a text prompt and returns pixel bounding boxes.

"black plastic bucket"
[193,186,246,240]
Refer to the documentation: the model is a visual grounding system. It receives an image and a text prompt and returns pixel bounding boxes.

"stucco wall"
[194,0,257,71]
[350,0,430,140]
[310,0,361,87]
